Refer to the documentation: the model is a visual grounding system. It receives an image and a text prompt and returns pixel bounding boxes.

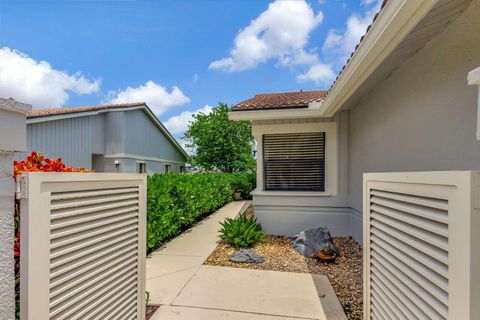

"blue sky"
[0,0,380,141]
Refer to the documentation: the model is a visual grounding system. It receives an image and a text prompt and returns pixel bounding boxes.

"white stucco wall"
[0,151,15,320]
[348,0,480,239]
[0,100,31,320]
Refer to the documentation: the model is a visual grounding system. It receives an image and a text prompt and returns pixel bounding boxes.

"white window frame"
[252,122,338,196]
[136,161,147,174]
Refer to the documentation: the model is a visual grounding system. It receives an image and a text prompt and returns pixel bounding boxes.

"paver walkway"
[146,201,345,320]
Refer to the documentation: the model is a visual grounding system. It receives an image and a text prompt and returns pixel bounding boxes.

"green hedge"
[147,172,255,251]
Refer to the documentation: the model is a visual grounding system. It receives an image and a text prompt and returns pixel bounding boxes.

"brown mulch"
[204,235,363,320]
[146,305,160,320]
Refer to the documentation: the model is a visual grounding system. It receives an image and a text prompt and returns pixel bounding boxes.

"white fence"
[363,171,480,320]
[18,173,146,320]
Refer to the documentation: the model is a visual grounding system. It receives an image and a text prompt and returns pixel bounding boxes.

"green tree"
[184,103,255,172]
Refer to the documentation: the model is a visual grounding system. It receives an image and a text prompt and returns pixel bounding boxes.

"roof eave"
[228,103,329,121]
[320,0,438,117]
[231,104,308,112]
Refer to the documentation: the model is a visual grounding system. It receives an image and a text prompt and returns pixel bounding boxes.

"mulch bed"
[146,305,160,320]
[204,235,363,320]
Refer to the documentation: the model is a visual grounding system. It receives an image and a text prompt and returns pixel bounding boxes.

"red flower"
[13,151,93,260]
[14,231,20,257]
[14,151,92,177]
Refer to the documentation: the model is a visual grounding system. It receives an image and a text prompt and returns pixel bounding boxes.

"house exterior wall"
[91,114,105,154]
[124,109,186,163]
[0,101,31,320]
[104,111,125,155]
[26,116,94,168]
[120,158,182,174]
[348,0,480,242]
[251,112,352,237]
[24,108,186,173]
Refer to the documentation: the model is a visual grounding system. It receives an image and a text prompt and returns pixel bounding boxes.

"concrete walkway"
[146,201,344,320]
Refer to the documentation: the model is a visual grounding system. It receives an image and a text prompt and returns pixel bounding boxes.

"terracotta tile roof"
[231,90,329,111]
[27,102,146,118]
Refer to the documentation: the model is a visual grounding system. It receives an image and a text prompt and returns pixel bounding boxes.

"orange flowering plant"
[13,151,91,319]
[14,151,91,176]
[13,151,92,256]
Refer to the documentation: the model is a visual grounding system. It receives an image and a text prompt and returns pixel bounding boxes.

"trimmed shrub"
[219,213,266,248]
[146,172,255,251]
[227,172,256,199]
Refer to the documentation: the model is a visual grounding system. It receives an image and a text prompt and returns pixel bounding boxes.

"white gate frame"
[363,171,480,320]
[19,172,146,320]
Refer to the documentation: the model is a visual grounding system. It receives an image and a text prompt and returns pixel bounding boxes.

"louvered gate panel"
[370,190,449,319]
[19,173,147,320]
[363,172,480,320]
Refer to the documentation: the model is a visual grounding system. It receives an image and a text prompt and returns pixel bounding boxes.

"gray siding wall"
[91,114,105,154]
[348,1,480,239]
[121,158,182,174]
[124,110,186,163]
[92,156,182,174]
[24,108,186,173]
[26,116,94,168]
[104,112,125,154]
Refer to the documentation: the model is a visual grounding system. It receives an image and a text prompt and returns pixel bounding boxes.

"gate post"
[0,98,31,320]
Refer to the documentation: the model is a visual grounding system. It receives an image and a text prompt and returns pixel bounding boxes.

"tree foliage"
[184,103,255,172]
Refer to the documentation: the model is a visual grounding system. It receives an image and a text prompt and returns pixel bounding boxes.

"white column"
[0,98,31,320]
[467,66,480,140]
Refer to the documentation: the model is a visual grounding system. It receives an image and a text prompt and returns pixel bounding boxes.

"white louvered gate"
[18,173,147,320]
[363,172,480,320]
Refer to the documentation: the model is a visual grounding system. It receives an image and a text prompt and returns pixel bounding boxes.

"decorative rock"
[291,227,338,257]
[229,249,264,263]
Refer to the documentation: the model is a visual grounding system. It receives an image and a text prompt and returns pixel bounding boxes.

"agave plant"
[219,214,267,248]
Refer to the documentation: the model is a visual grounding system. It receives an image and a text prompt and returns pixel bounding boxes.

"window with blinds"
[263,132,325,191]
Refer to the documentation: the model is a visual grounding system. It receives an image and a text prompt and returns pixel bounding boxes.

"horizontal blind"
[263,132,325,191]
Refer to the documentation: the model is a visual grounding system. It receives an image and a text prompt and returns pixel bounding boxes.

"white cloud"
[209,0,323,72]
[322,0,382,65]
[177,138,195,156]
[106,81,190,116]
[297,63,336,85]
[164,105,213,135]
[0,47,100,108]
[296,0,381,85]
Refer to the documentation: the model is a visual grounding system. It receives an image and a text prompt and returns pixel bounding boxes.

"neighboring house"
[230,0,480,244]
[24,102,188,174]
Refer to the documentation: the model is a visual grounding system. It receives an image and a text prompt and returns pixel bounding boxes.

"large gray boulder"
[291,227,338,256]
[229,249,264,263]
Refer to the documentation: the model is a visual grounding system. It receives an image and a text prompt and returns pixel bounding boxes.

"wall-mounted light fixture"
[114,160,120,169]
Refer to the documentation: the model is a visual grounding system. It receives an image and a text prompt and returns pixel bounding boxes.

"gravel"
[205,235,363,320]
